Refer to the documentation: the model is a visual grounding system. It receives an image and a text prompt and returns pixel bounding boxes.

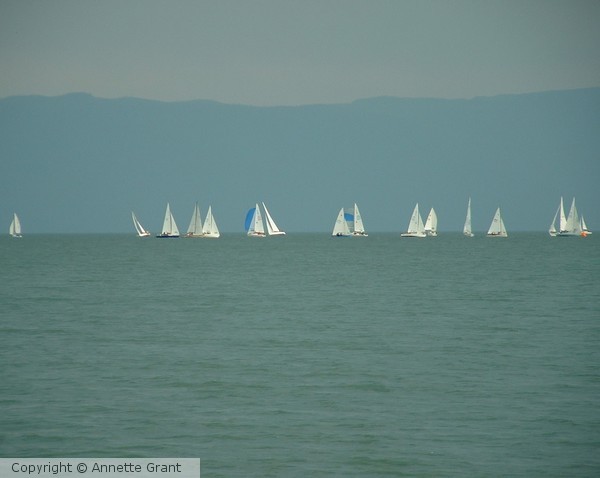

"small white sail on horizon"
[262,202,286,236]
[424,208,438,236]
[401,203,426,238]
[9,213,22,238]
[185,202,204,237]
[549,205,559,236]
[156,202,180,238]
[580,215,592,236]
[564,198,582,236]
[131,211,151,237]
[332,208,351,237]
[463,197,474,237]
[201,205,220,238]
[487,207,508,237]
[352,203,368,236]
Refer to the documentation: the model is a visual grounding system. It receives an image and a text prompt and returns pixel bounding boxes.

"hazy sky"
[1,0,599,106]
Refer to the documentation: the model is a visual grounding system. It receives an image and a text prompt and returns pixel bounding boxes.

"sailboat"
[245,203,266,237]
[554,197,582,237]
[463,197,474,237]
[580,215,592,236]
[401,203,426,238]
[131,211,151,237]
[424,208,438,236]
[156,203,180,238]
[548,205,559,236]
[185,202,204,237]
[262,202,286,236]
[201,206,220,238]
[332,208,351,237]
[351,203,368,236]
[9,213,22,238]
[487,207,508,237]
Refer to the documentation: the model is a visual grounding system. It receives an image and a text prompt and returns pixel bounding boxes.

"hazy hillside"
[1,89,598,233]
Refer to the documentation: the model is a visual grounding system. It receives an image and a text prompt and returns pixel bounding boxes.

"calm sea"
[1,233,599,477]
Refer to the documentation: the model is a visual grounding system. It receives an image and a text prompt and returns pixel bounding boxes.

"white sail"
[564,198,582,235]
[247,203,266,237]
[202,206,220,238]
[424,208,438,236]
[549,206,559,236]
[332,208,351,236]
[9,213,22,237]
[157,202,180,237]
[185,202,203,237]
[580,215,592,235]
[262,202,286,236]
[352,203,368,236]
[554,197,584,237]
[131,211,151,237]
[487,207,507,237]
[463,197,474,237]
[401,203,426,237]
[559,197,568,232]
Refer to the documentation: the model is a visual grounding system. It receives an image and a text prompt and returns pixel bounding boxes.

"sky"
[1,0,599,106]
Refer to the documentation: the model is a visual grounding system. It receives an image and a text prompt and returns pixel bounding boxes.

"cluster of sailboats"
[132,201,287,239]
[245,202,286,237]
[332,204,369,236]
[331,199,504,238]
[132,202,220,238]
[7,197,592,238]
[548,197,592,237]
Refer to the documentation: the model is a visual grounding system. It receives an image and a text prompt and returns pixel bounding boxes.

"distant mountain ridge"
[1,88,598,233]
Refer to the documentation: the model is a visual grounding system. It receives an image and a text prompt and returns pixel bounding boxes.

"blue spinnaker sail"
[244,207,256,232]
[344,212,354,222]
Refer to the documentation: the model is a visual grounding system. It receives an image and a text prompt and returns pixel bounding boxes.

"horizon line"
[1,86,599,108]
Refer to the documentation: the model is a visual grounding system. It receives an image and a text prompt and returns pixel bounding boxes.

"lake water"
[1,233,599,477]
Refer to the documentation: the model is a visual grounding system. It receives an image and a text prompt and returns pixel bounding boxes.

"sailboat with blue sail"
[245,202,285,237]
[245,203,266,237]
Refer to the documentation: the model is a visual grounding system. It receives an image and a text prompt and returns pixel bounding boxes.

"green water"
[1,233,599,477]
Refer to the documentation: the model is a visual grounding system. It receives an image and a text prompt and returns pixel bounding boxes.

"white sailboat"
[401,203,426,238]
[262,202,286,236]
[550,197,568,236]
[580,215,592,236]
[351,203,368,236]
[424,208,438,236]
[555,197,582,237]
[9,213,22,238]
[332,208,351,237]
[201,206,220,238]
[487,207,507,237]
[245,203,266,237]
[131,211,151,237]
[548,205,559,236]
[463,197,474,237]
[156,202,180,238]
[185,202,204,237]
